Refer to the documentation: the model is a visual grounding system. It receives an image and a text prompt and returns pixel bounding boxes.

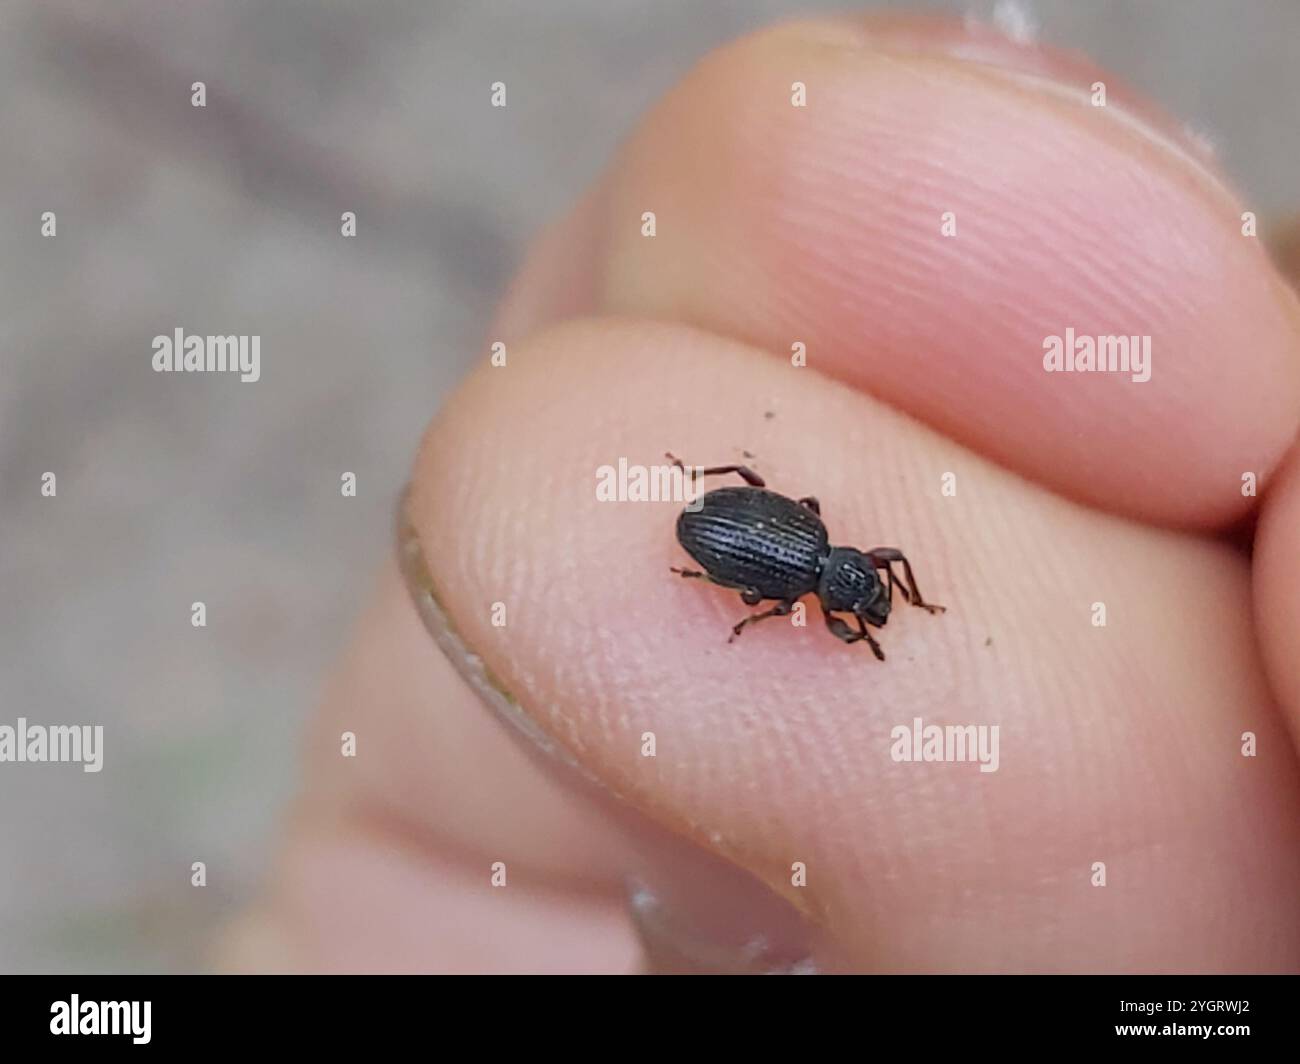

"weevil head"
[819,547,888,625]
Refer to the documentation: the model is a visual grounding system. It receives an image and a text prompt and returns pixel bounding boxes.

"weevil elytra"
[668,453,944,659]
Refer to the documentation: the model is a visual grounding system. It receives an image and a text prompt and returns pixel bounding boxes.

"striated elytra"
[668,453,944,659]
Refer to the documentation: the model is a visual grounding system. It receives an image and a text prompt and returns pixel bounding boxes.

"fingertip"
[588,13,1300,527]
[1255,442,1300,751]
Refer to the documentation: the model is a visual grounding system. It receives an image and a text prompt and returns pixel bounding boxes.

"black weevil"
[668,453,944,658]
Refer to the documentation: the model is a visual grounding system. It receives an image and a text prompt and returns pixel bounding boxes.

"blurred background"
[1,0,1297,972]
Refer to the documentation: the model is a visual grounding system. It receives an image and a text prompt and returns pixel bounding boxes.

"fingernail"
[628,882,817,975]
[622,841,819,975]
[396,485,589,774]
[820,10,1232,199]
[1270,214,1300,294]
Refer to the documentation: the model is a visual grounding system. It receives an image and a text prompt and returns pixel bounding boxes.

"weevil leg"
[821,608,886,660]
[797,496,821,515]
[866,548,945,613]
[822,611,857,643]
[672,567,754,599]
[665,452,765,488]
[855,615,887,660]
[882,564,910,605]
[729,599,796,643]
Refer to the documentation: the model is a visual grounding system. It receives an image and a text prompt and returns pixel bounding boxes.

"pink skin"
[220,16,1300,973]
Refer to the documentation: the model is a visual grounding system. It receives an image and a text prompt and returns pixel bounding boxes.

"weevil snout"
[858,588,890,628]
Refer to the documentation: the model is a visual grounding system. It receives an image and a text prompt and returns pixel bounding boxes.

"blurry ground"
[0,0,1297,972]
